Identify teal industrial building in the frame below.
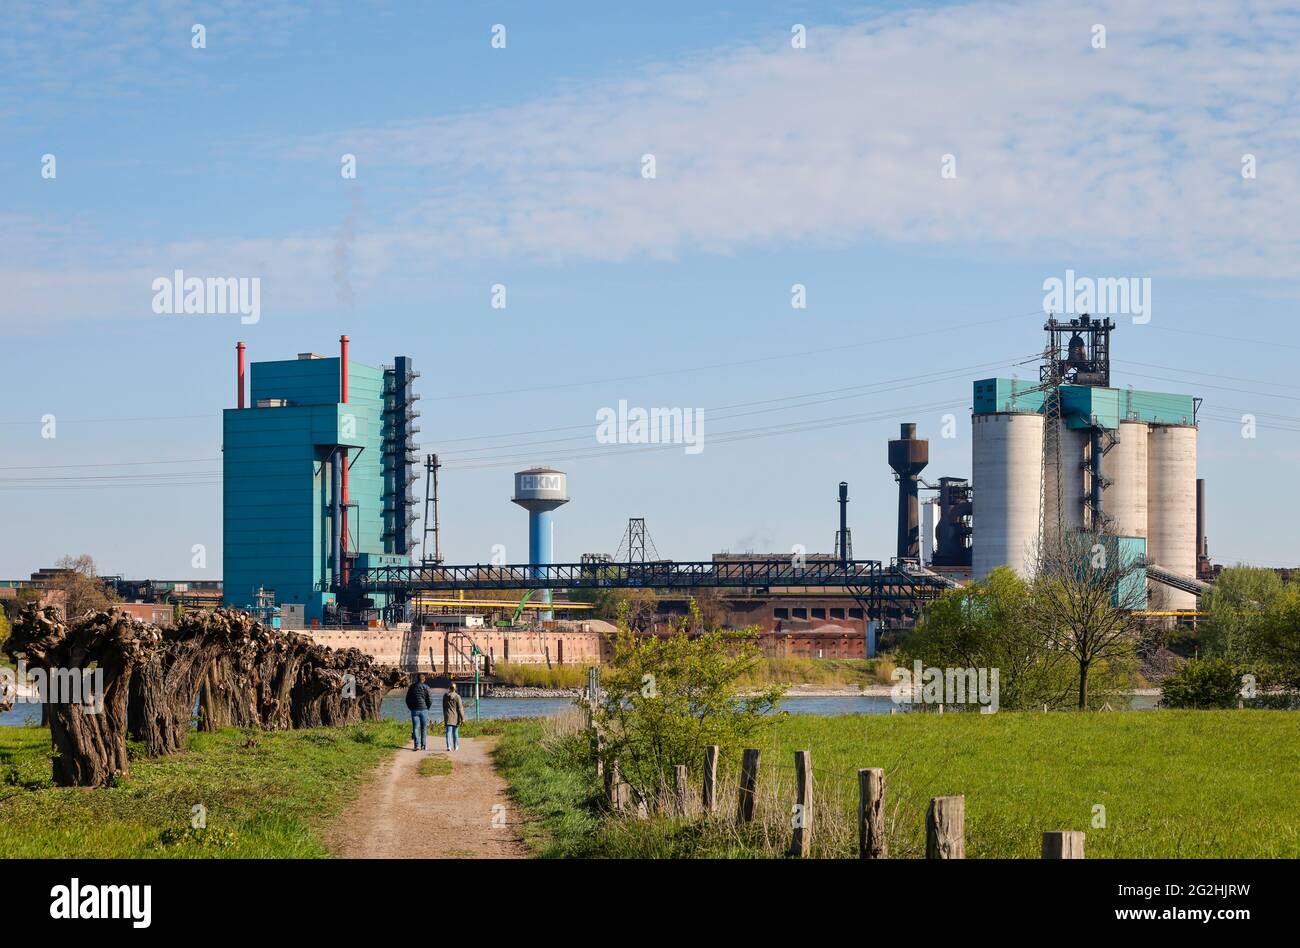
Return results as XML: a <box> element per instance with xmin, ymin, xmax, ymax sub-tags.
<box><xmin>222</xmin><ymin>338</ymin><xmax>418</xmax><ymax>623</ymax></box>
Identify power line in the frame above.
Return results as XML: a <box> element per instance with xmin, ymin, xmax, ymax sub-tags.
<box><xmin>1146</xmin><ymin>324</ymin><xmax>1300</xmax><ymax>352</ymax></box>
<box><xmin>423</xmin><ymin>309</ymin><xmax>1047</xmax><ymax>402</ymax></box>
<box><xmin>433</xmin><ymin>354</ymin><xmax>1035</xmax><ymax>459</ymax></box>
<box><xmin>0</xmin><ymin>456</ymin><xmax>220</xmax><ymax>471</ymax></box>
<box><xmin>441</xmin><ymin>397</ymin><xmax>970</xmax><ymax>470</ymax></box>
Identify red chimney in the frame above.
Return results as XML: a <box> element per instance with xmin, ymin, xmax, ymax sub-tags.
<box><xmin>236</xmin><ymin>341</ymin><xmax>246</xmax><ymax>409</ymax></box>
<box><xmin>339</xmin><ymin>335</ymin><xmax>349</xmax><ymax>403</ymax></box>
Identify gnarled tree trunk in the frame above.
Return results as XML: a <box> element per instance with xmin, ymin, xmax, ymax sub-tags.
<box><xmin>5</xmin><ymin>605</ymin><xmax>157</xmax><ymax>787</ymax></box>
<box><xmin>128</xmin><ymin>636</ymin><xmax>211</xmax><ymax>756</ymax></box>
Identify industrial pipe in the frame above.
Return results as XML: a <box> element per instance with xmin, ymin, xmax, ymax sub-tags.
<box><xmin>331</xmin><ymin>447</ymin><xmax>343</xmax><ymax>591</ymax></box>
<box><xmin>1090</xmin><ymin>427</ymin><xmax>1104</xmax><ymax>529</ymax></box>
<box><xmin>1196</xmin><ymin>477</ymin><xmax>1208</xmax><ymax>576</ymax></box>
<box><xmin>236</xmin><ymin>341</ymin><xmax>246</xmax><ymax>409</ymax></box>
<box><xmin>339</xmin><ymin>335</ymin><xmax>349</xmax><ymax>584</ymax></box>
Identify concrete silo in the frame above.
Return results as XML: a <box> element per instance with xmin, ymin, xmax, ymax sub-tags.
<box><xmin>972</xmin><ymin>412</ymin><xmax>1044</xmax><ymax>579</ymax></box>
<box><xmin>1103</xmin><ymin>420</ymin><xmax>1149</xmax><ymax>539</ymax></box>
<box><xmin>1043</xmin><ymin>419</ymin><xmax>1088</xmax><ymax>546</ymax></box>
<box><xmin>512</xmin><ymin>467</ymin><xmax>570</xmax><ymax>620</ymax></box>
<box><xmin>1146</xmin><ymin>425</ymin><xmax>1198</xmax><ymax>609</ymax></box>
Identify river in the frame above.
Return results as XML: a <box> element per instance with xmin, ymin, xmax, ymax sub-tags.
<box><xmin>0</xmin><ymin>691</ymin><xmax>1158</xmax><ymax>728</ymax></box>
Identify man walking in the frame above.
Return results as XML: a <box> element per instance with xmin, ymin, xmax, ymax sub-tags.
<box><xmin>443</xmin><ymin>682</ymin><xmax>466</xmax><ymax>751</ymax></box>
<box><xmin>405</xmin><ymin>673</ymin><xmax>434</xmax><ymax>751</ymax></box>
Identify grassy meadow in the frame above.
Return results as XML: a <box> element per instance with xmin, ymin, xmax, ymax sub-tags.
<box><xmin>491</xmin><ymin>709</ymin><xmax>1300</xmax><ymax>859</ymax></box>
<box><xmin>0</xmin><ymin>717</ymin><xmax>517</xmax><ymax>858</ymax></box>
<box><xmin>0</xmin><ymin>720</ymin><xmax>410</xmax><ymax>857</ymax></box>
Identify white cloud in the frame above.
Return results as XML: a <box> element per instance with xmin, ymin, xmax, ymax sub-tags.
<box><xmin>7</xmin><ymin>0</ymin><xmax>1300</xmax><ymax>327</ymax></box>
<box><xmin>335</xmin><ymin>0</ymin><xmax>1300</xmax><ymax>276</ymax></box>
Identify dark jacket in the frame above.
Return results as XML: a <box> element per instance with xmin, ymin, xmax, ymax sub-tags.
<box><xmin>405</xmin><ymin>681</ymin><xmax>434</xmax><ymax>711</ymax></box>
<box><xmin>443</xmin><ymin>690</ymin><xmax>465</xmax><ymax>726</ymax></box>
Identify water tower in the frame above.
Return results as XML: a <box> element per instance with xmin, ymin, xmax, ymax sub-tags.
<box><xmin>511</xmin><ymin>467</ymin><xmax>569</xmax><ymax>620</ymax></box>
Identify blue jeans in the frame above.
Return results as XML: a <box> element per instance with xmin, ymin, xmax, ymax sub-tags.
<box><xmin>410</xmin><ymin>710</ymin><xmax>427</xmax><ymax>749</ymax></box>
<box><xmin>445</xmin><ymin>724</ymin><xmax>459</xmax><ymax>751</ymax></box>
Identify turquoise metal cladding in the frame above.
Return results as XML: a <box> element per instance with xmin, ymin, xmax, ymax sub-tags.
<box><xmin>223</xmin><ymin>355</ymin><xmax>409</xmax><ymax>622</ymax></box>
<box><xmin>1060</xmin><ymin>386</ymin><xmax>1120</xmax><ymax>429</ymax></box>
<box><xmin>973</xmin><ymin>378</ymin><xmax>1046</xmax><ymax>414</ymax></box>
<box><xmin>1063</xmin><ymin>532</ymin><xmax>1148</xmax><ymax>609</ymax></box>
<box><xmin>1114</xmin><ymin>535</ymin><xmax>1148</xmax><ymax>608</ymax></box>
<box><xmin>974</xmin><ymin>378</ymin><xmax>1196</xmax><ymax>429</ymax></box>
<box><xmin>1121</xmin><ymin>388</ymin><xmax>1197</xmax><ymax>426</ymax></box>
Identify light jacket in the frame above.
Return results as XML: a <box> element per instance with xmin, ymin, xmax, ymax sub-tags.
<box><xmin>442</xmin><ymin>690</ymin><xmax>465</xmax><ymax>726</ymax></box>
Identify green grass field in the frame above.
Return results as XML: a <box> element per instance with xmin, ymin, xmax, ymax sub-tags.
<box><xmin>0</xmin><ymin>721</ymin><xmax>417</xmax><ymax>857</ymax></box>
<box><xmin>0</xmin><ymin>717</ymin><xmax>513</xmax><ymax>858</ymax></box>
<box><xmin>491</xmin><ymin>710</ymin><xmax>1300</xmax><ymax>859</ymax></box>
<box><xmin>3</xmin><ymin>710</ymin><xmax>1294</xmax><ymax>859</ymax></box>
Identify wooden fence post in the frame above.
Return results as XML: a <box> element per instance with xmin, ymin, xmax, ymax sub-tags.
<box><xmin>858</xmin><ymin>768</ymin><xmax>887</xmax><ymax>859</ymax></box>
<box><xmin>737</xmin><ymin>748</ymin><xmax>761</xmax><ymax>823</ymax></box>
<box><xmin>605</xmin><ymin>758</ymin><xmax>622</xmax><ymax>812</ymax></box>
<box><xmin>789</xmin><ymin>750</ymin><xmax>813</xmax><ymax>857</ymax></box>
<box><xmin>673</xmin><ymin>764</ymin><xmax>688</xmax><ymax>817</ymax></box>
<box><xmin>1042</xmin><ymin>831</ymin><xmax>1085</xmax><ymax>858</ymax></box>
<box><xmin>925</xmin><ymin>795</ymin><xmax>965</xmax><ymax>858</ymax></box>
<box><xmin>702</xmin><ymin>745</ymin><xmax>719</xmax><ymax>814</ymax></box>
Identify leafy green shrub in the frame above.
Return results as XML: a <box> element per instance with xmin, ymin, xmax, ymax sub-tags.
<box><xmin>158</xmin><ymin>825</ymin><xmax>237</xmax><ymax>849</ymax></box>
<box><xmin>1160</xmin><ymin>658</ymin><xmax>1241</xmax><ymax>709</ymax></box>
<box><xmin>595</xmin><ymin>601</ymin><xmax>783</xmax><ymax>806</ymax></box>
<box><xmin>492</xmin><ymin>662</ymin><xmax>588</xmax><ymax>689</ymax></box>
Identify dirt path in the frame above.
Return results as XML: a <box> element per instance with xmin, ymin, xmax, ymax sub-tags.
<box><xmin>326</xmin><ymin>737</ymin><xmax>529</xmax><ymax>859</ymax></box>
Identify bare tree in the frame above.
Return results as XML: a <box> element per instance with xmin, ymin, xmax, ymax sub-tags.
<box><xmin>1028</xmin><ymin>530</ymin><xmax>1149</xmax><ymax>709</ymax></box>
<box><xmin>50</xmin><ymin>554</ymin><xmax>118</xmax><ymax>620</ymax></box>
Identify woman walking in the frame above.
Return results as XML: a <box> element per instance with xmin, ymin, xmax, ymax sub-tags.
<box><xmin>442</xmin><ymin>682</ymin><xmax>466</xmax><ymax>751</ymax></box>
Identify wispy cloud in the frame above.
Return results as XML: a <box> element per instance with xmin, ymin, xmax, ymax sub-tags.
<box><xmin>327</xmin><ymin>0</ymin><xmax>1300</xmax><ymax>274</ymax></box>
<box><xmin>7</xmin><ymin>0</ymin><xmax>1300</xmax><ymax>327</ymax></box>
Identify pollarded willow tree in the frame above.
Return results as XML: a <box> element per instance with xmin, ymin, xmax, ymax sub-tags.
<box><xmin>128</xmin><ymin>611</ymin><xmax>232</xmax><ymax>756</ymax></box>
<box><xmin>5</xmin><ymin>605</ymin><xmax>158</xmax><ymax>787</ymax></box>
<box><xmin>7</xmin><ymin>604</ymin><xmax>401</xmax><ymax>787</ymax></box>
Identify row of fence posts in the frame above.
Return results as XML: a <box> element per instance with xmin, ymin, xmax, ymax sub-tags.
<box><xmin>580</xmin><ymin>667</ymin><xmax>1083</xmax><ymax>857</ymax></box>
<box><xmin>600</xmin><ymin>743</ymin><xmax>1086</xmax><ymax>859</ymax></box>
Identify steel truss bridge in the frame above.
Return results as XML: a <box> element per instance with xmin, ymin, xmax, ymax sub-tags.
<box><xmin>351</xmin><ymin>558</ymin><xmax>957</xmax><ymax>626</ymax></box>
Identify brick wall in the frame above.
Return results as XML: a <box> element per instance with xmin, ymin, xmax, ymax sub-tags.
<box><xmin>303</xmin><ymin>625</ymin><xmax>608</xmax><ymax>673</ymax></box>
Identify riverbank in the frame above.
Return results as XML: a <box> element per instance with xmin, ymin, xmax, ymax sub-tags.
<box><xmin>477</xmin><ymin>684</ymin><xmax>1165</xmax><ymax>700</ymax></box>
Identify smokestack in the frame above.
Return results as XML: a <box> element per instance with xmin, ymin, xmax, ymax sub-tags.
<box><xmin>838</xmin><ymin>482</ymin><xmax>849</xmax><ymax>564</ymax></box>
<box><xmin>236</xmin><ymin>341</ymin><xmax>246</xmax><ymax>409</ymax></box>
<box><xmin>1196</xmin><ymin>477</ymin><xmax>1208</xmax><ymax>576</ymax></box>
<box><xmin>339</xmin><ymin>335</ymin><xmax>349</xmax><ymax>404</ymax></box>
<box><xmin>887</xmin><ymin>422</ymin><xmax>929</xmax><ymax>560</ymax></box>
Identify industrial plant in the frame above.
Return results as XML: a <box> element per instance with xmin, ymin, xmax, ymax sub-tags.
<box><xmin>221</xmin><ymin>336</ymin><xmax>418</xmax><ymax>625</ymax></box>
<box><xmin>202</xmin><ymin>316</ymin><xmax>1210</xmax><ymax>671</ymax></box>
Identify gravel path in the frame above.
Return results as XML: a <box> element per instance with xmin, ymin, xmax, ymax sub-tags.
<box><xmin>325</xmin><ymin>737</ymin><xmax>529</xmax><ymax>859</ymax></box>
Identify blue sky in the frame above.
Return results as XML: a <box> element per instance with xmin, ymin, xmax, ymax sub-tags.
<box><xmin>3</xmin><ymin>0</ymin><xmax>1300</xmax><ymax>579</ymax></box>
